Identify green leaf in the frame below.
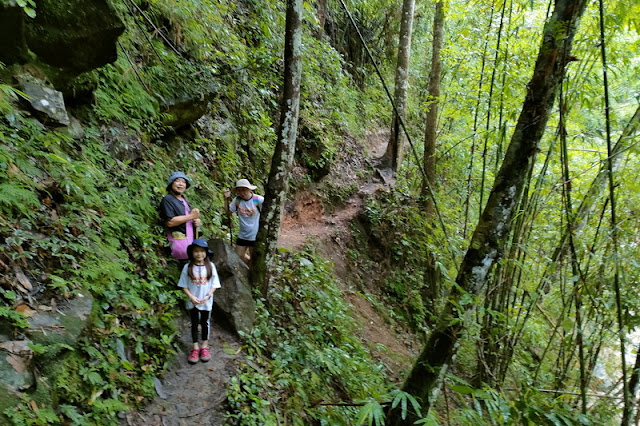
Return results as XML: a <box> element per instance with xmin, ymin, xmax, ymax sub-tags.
<box><xmin>451</xmin><ymin>384</ymin><xmax>475</xmax><ymax>394</ymax></box>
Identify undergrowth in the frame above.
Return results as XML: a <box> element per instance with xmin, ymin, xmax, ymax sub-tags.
<box><xmin>227</xmin><ymin>249</ymin><xmax>393</xmax><ymax>425</ymax></box>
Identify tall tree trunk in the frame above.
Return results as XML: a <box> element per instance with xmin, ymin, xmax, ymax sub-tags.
<box><xmin>422</xmin><ymin>0</ymin><xmax>444</xmax><ymax>211</ymax></box>
<box><xmin>625</xmin><ymin>343</ymin><xmax>640</xmax><ymax>425</ymax></box>
<box><xmin>250</xmin><ymin>0</ymin><xmax>303</xmax><ymax>297</ymax></box>
<box><xmin>385</xmin><ymin>0</ymin><xmax>588</xmax><ymax>423</ymax></box>
<box><xmin>379</xmin><ymin>0</ymin><xmax>415</xmax><ymax>171</ymax></box>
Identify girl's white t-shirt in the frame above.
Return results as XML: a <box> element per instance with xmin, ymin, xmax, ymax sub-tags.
<box><xmin>177</xmin><ymin>262</ymin><xmax>221</xmax><ymax>311</ymax></box>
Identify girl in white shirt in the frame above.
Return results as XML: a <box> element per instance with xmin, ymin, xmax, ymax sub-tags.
<box><xmin>178</xmin><ymin>239</ymin><xmax>221</xmax><ymax>364</ymax></box>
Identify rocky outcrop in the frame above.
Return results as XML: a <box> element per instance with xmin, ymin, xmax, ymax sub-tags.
<box><xmin>24</xmin><ymin>0</ymin><xmax>124</xmax><ymax>75</ymax></box>
<box><xmin>25</xmin><ymin>291</ymin><xmax>94</xmax><ymax>347</ymax></box>
<box><xmin>0</xmin><ymin>291</ymin><xmax>93</xmax><ymax>417</ymax></box>
<box><xmin>0</xmin><ymin>0</ymin><xmax>124</xmax><ymax>94</ymax></box>
<box><xmin>209</xmin><ymin>239</ymin><xmax>255</xmax><ymax>335</ymax></box>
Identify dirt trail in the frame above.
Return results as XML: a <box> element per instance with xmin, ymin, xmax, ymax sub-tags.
<box><xmin>279</xmin><ymin>129</ymin><xmax>390</xmax><ymax>251</ymax></box>
<box><xmin>123</xmin><ymin>315</ymin><xmax>242</xmax><ymax>426</ymax></box>
<box><xmin>278</xmin><ymin>130</ymin><xmax>416</xmax><ymax>378</ymax></box>
<box><xmin>127</xmin><ymin>130</ymin><xmax>414</xmax><ymax>424</ymax></box>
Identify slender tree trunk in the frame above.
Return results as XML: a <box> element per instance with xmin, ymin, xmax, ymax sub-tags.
<box><xmin>422</xmin><ymin>0</ymin><xmax>444</xmax><ymax>211</ymax></box>
<box><xmin>626</xmin><ymin>344</ymin><xmax>640</xmax><ymax>424</ymax></box>
<box><xmin>479</xmin><ymin>0</ymin><xmax>508</xmax><ymax>211</ymax></box>
<box><xmin>250</xmin><ymin>0</ymin><xmax>303</xmax><ymax>297</ymax></box>
<box><xmin>486</xmin><ymin>105</ymin><xmax>640</xmax><ymax>387</ymax></box>
<box><xmin>385</xmin><ymin>0</ymin><xmax>588</xmax><ymax>422</ymax></box>
<box><xmin>463</xmin><ymin>0</ymin><xmax>494</xmax><ymax>239</ymax></box>
<box><xmin>380</xmin><ymin>0</ymin><xmax>415</xmax><ymax>171</ymax></box>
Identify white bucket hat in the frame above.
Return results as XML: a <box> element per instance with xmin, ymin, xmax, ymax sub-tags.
<box><xmin>235</xmin><ymin>178</ymin><xmax>257</xmax><ymax>190</ymax></box>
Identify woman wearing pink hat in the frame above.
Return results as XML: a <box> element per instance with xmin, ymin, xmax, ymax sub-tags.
<box><xmin>224</xmin><ymin>179</ymin><xmax>264</xmax><ymax>266</ymax></box>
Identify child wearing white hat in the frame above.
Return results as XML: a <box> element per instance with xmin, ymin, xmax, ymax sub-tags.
<box><xmin>224</xmin><ymin>179</ymin><xmax>264</xmax><ymax>266</ymax></box>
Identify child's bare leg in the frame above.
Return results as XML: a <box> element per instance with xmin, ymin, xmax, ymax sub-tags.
<box><xmin>235</xmin><ymin>245</ymin><xmax>250</xmax><ymax>265</ymax></box>
<box><xmin>247</xmin><ymin>247</ymin><xmax>255</xmax><ymax>268</ymax></box>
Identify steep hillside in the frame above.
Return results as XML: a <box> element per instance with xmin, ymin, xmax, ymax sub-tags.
<box><xmin>0</xmin><ymin>0</ymin><xmax>398</xmax><ymax>424</ymax></box>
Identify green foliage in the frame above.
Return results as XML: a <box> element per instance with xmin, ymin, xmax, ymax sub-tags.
<box><xmin>359</xmin><ymin>190</ymin><xmax>460</xmax><ymax>330</ymax></box>
<box><xmin>4</xmin><ymin>0</ymin><xmax>37</xmax><ymax>18</ymax></box>
<box><xmin>227</xmin><ymin>250</ymin><xmax>389</xmax><ymax>424</ymax></box>
<box><xmin>0</xmin><ymin>107</ymin><xmax>190</xmax><ymax>423</ymax></box>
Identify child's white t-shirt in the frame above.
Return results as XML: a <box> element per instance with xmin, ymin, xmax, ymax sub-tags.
<box><xmin>178</xmin><ymin>262</ymin><xmax>221</xmax><ymax>311</ymax></box>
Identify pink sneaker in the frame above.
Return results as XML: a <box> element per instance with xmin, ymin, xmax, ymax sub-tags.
<box><xmin>199</xmin><ymin>347</ymin><xmax>211</xmax><ymax>362</ymax></box>
<box><xmin>188</xmin><ymin>348</ymin><xmax>199</xmax><ymax>364</ymax></box>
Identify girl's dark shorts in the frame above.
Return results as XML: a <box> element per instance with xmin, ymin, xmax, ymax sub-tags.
<box><xmin>236</xmin><ymin>238</ymin><xmax>256</xmax><ymax>247</ymax></box>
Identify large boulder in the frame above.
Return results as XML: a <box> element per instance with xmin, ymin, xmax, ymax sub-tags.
<box><xmin>17</xmin><ymin>74</ymin><xmax>70</xmax><ymax>126</ymax></box>
<box><xmin>209</xmin><ymin>239</ymin><xmax>255</xmax><ymax>335</ymax></box>
<box><xmin>24</xmin><ymin>0</ymin><xmax>124</xmax><ymax>75</ymax></box>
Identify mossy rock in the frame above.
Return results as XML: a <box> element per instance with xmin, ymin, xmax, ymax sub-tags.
<box><xmin>26</xmin><ymin>291</ymin><xmax>93</xmax><ymax>347</ymax></box>
<box><xmin>24</xmin><ymin>0</ymin><xmax>124</xmax><ymax>75</ymax></box>
<box><xmin>0</xmin><ymin>385</ymin><xmax>22</xmax><ymax>424</ymax></box>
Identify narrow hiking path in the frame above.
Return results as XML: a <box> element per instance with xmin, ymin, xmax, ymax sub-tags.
<box><xmin>279</xmin><ymin>129</ymin><xmax>390</xmax><ymax>251</ymax></box>
<box><xmin>126</xmin><ymin>130</ymin><xmax>415</xmax><ymax>424</ymax></box>
<box><xmin>277</xmin><ymin>130</ymin><xmax>417</xmax><ymax>378</ymax></box>
<box><xmin>122</xmin><ymin>316</ymin><xmax>242</xmax><ymax>426</ymax></box>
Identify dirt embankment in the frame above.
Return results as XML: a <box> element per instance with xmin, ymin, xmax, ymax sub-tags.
<box><xmin>278</xmin><ymin>129</ymin><xmax>417</xmax><ymax>378</ymax></box>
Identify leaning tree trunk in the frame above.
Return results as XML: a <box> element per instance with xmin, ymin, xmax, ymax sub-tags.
<box><xmin>250</xmin><ymin>0</ymin><xmax>303</xmax><ymax>297</ymax></box>
<box><xmin>379</xmin><ymin>0</ymin><xmax>415</xmax><ymax>171</ymax></box>
<box><xmin>385</xmin><ymin>0</ymin><xmax>588</xmax><ymax>423</ymax></box>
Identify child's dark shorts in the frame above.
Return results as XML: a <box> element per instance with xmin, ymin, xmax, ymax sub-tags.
<box><xmin>236</xmin><ymin>238</ymin><xmax>256</xmax><ymax>247</ymax></box>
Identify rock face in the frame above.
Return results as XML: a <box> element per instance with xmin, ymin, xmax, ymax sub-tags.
<box><xmin>209</xmin><ymin>239</ymin><xmax>256</xmax><ymax>335</ymax></box>
<box><xmin>24</xmin><ymin>0</ymin><xmax>124</xmax><ymax>75</ymax></box>
<box><xmin>0</xmin><ymin>291</ymin><xmax>93</xmax><ymax>416</ymax></box>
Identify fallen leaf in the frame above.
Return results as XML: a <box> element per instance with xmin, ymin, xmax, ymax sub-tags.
<box><xmin>6</xmin><ymin>353</ymin><xmax>29</xmax><ymax>373</ymax></box>
<box><xmin>13</xmin><ymin>267</ymin><xmax>33</xmax><ymax>291</ymax></box>
<box><xmin>29</xmin><ymin>400</ymin><xmax>38</xmax><ymax>412</ymax></box>
<box><xmin>15</xmin><ymin>304</ymin><xmax>37</xmax><ymax>318</ymax></box>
